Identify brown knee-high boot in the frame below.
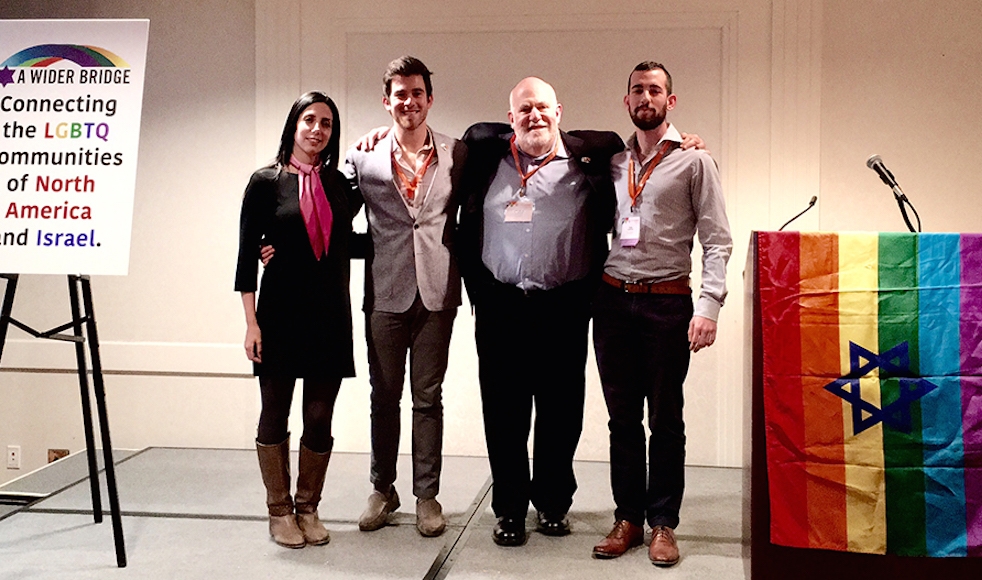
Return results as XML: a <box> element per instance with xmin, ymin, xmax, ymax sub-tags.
<box><xmin>256</xmin><ymin>436</ymin><xmax>305</xmax><ymax>548</ymax></box>
<box><xmin>294</xmin><ymin>439</ymin><xmax>332</xmax><ymax>545</ymax></box>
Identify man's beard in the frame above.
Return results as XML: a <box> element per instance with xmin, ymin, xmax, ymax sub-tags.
<box><xmin>397</xmin><ymin>111</ymin><xmax>425</xmax><ymax>131</ymax></box>
<box><xmin>516</xmin><ymin>127</ymin><xmax>556</xmax><ymax>156</ymax></box>
<box><xmin>630</xmin><ymin>105</ymin><xmax>666</xmax><ymax>131</ymax></box>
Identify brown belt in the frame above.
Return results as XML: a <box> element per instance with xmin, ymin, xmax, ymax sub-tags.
<box><xmin>602</xmin><ymin>273</ymin><xmax>691</xmax><ymax>295</ymax></box>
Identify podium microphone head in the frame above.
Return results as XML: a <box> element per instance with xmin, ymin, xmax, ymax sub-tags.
<box><xmin>866</xmin><ymin>153</ymin><xmax>898</xmax><ymax>189</ymax></box>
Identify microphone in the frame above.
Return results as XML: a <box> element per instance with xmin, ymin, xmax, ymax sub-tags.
<box><xmin>866</xmin><ymin>154</ymin><xmax>900</xmax><ymax>191</ymax></box>
<box><xmin>866</xmin><ymin>154</ymin><xmax>920</xmax><ymax>232</ymax></box>
<box><xmin>778</xmin><ymin>195</ymin><xmax>817</xmax><ymax>231</ymax></box>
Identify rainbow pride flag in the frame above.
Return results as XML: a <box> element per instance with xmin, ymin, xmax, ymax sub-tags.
<box><xmin>759</xmin><ymin>231</ymin><xmax>982</xmax><ymax>557</ymax></box>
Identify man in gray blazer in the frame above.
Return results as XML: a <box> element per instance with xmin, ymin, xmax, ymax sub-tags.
<box><xmin>344</xmin><ymin>56</ymin><xmax>466</xmax><ymax>537</ymax></box>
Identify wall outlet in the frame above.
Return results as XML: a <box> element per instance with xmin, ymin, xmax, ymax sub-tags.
<box><xmin>6</xmin><ymin>445</ymin><xmax>20</xmax><ymax>469</ymax></box>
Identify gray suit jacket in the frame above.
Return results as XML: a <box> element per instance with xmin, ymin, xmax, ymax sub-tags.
<box><xmin>344</xmin><ymin>129</ymin><xmax>466</xmax><ymax>313</ymax></box>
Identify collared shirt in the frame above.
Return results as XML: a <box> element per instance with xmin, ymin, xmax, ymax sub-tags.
<box><xmin>391</xmin><ymin>128</ymin><xmax>437</xmax><ymax>219</ymax></box>
<box><xmin>605</xmin><ymin>124</ymin><xmax>733</xmax><ymax>320</ymax></box>
<box><xmin>481</xmin><ymin>137</ymin><xmax>591</xmax><ymax>291</ymax></box>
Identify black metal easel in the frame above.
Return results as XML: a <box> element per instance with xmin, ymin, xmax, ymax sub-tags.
<box><xmin>0</xmin><ymin>273</ymin><xmax>126</xmax><ymax>568</ymax></box>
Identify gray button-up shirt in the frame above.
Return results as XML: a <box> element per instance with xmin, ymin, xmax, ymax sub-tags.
<box><xmin>604</xmin><ymin>125</ymin><xmax>732</xmax><ymax>320</ymax></box>
<box><xmin>481</xmin><ymin>138</ymin><xmax>591</xmax><ymax>291</ymax></box>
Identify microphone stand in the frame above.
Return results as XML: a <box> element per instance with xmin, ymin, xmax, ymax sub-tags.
<box><xmin>891</xmin><ymin>186</ymin><xmax>921</xmax><ymax>233</ymax></box>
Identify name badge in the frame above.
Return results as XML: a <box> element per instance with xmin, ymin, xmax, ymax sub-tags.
<box><xmin>504</xmin><ymin>197</ymin><xmax>534</xmax><ymax>223</ymax></box>
<box><xmin>620</xmin><ymin>215</ymin><xmax>641</xmax><ymax>247</ymax></box>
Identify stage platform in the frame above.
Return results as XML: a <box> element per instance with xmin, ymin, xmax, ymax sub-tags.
<box><xmin>0</xmin><ymin>448</ymin><xmax>744</xmax><ymax>579</ymax></box>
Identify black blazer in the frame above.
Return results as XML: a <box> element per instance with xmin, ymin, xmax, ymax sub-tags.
<box><xmin>456</xmin><ymin>122</ymin><xmax>625</xmax><ymax>306</ymax></box>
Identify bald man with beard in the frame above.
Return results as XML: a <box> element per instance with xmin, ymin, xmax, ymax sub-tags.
<box><xmin>456</xmin><ymin>77</ymin><xmax>624</xmax><ymax>547</ymax></box>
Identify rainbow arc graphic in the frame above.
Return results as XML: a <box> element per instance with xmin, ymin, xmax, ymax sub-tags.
<box><xmin>1</xmin><ymin>44</ymin><xmax>128</xmax><ymax>68</ymax></box>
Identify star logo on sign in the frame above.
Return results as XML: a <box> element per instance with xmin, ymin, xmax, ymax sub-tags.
<box><xmin>823</xmin><ymin>341</ymin><xmax>938</xmax><ymax>436</ymax></box>
<box><xmin>0</xmin><ymin>66</ymin><xmax>15</xmax><ymax>88</ymax></box>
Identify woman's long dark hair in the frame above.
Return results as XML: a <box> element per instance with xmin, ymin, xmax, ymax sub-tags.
<box><xmin>274</xmin><ymin>91</ymin><xmax>341</xmax><ymax>170</ymax></box>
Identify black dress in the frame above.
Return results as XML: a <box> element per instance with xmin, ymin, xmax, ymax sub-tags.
<box><xmin>234</xmin><ymin>166</ymin><xmax>357</xmax><ymax>378</ymax></box>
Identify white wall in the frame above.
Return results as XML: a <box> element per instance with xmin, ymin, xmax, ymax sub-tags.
<box><xmin>3</xmin><ymin>0</ymin><xmax>982</xmax><ymax>485</ymax></box>
<box><xmin>819</xmin><ymin>0</ymin><xmax>982</xmax><ymax>233</ymax></box>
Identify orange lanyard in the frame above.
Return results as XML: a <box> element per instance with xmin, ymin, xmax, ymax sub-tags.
<box><xmin>628</xmin><ymin>140</ymin><xmax>674</xmax><ymax>209</ymax></box>
<box><xmin>392</xmin><ymin>145</ymin><xmax>435</xmax><ymax>202</ymax></box>
<box><xmin>510</xmin><ymin>135</ymin><xmax>558</xmax><ymax>196</ymax></box>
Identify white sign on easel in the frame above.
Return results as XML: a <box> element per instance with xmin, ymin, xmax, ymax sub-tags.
<box><xmin>0</xmin><ymin>19</ymin><xmax>149</xmax><ymax>275</ymax></box>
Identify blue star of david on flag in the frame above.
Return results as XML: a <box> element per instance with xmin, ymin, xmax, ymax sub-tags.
<box><xmin>823</xmin><ymin>341</ymin><xmax>939</xmax><ymax>436</ymax></box>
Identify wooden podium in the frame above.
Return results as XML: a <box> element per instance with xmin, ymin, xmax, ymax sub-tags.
<box><xmin>746</xmin><ymin>231</ymin><xmax>982</xmax><ymax>579</ymax></box>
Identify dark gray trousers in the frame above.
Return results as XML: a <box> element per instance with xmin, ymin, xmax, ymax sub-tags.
<box><xmin>366</xmin><ymin>293</ymin><xmax>456</xmax><ymax>499</ymax></box>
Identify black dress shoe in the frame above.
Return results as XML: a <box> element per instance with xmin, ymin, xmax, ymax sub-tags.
<box><xmin>535</xmin><ymin>511</ymin><xmax>571</xmax><ymax>536</ymax></box>
<box><xmin>492</xmin><ymin>517</ymin><xmax>527</xmax><ymax>546</ymax></box>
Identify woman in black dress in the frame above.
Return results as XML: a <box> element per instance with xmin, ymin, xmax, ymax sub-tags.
<box><xmin>235</xmin><ymin>91</ymin><xmax>358</xmax><ymax>548</ymax></box>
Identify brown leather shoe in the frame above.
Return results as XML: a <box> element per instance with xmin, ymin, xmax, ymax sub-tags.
<box><xmin>592</xmin><ymin>520</ymin><xmax>644</xmax><ymax>559</ymax></box>
<box><xmin>358</xmin><ymin>486</ymin><xmax>400</xmax><ymax>531</ymax></box>
<box><xmin>648</xmin><ymin>525</ymin><xmax>680</xmax><ymax>566</ymax></box>
<box><xmin>416</xmin><ymin>498</ymin><xmax>447</xmax><ymax>537</ymax></box>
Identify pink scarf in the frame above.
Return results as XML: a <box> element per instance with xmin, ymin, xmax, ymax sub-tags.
<box><xmin>290</xmin><ymin>155</ymin><xmax>334</xmax><ymax>260</ymax></box>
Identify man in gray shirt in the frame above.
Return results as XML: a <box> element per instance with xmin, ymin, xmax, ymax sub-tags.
<box><xmin>590</xmin><ymin>61</ymin><xmax>732</xmax><ymax>566</ymax></box>
<box><xmin>457</xmin><ymin>77</ymin><xmax>625</xmax><ymax>547</ymax></box>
